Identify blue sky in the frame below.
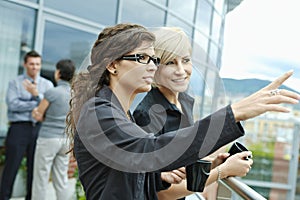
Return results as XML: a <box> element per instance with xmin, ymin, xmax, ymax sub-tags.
<box><xmin>220</xmin><ymin>0</ymin><xmax>300</xmax><ymax>92</ymax></box>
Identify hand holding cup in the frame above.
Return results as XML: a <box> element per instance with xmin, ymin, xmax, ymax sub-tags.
<box><xmin>228</xmin><ymin>142</ymin><xmax>252</xmax><ymax>160</ymax></box>
<box><xmin>186</xmin><ymin>159</ymin><xmax>211</xmax><ymax>192</ymax></box>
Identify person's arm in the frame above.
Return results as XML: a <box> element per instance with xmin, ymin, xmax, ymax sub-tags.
<box><xmin>6</xmin><ymin>79</ymin><xmax>37</xmax><ymax>112</ymax></box>
<box><xmin>157</xmin><ymin>180</ymin><xmax>192</xmax><ymax>199</ymax></box>
<box><xmin>160</xmin><ymin>167</ymin><xmax>186</xmax><ymax>184</ymax></box>
<box><xmin>32</xmin><ymin>99</ymin><xmax>50</xmax><ymax>121</ymax></box>
<box><xmin>23</xmin><ymin>79</ymin><xmax>39</xmax><ymax>96</ymax></box>
<box><xmin>157</xmin><ymin>151</ymin><xmax>253</xmax><ymax>200</ymax></box>
<box><xmin>206</xmin><ymin>151</ymin><xmax>253</xmax><ymax>185</ymax></box>
<box><xmin>77</xmin><ymin>71</ymin><xmax>299</xmax><ymax>172</ymax></box>
<box><xmin>78</xmin><ymin>103</ymin><xmax>244</xmax><ymax>172</ymax></box>
<box><xmin>231</xmin><ymin>70</ymin><xmax>299</xmax><ymax>122</ymax></box>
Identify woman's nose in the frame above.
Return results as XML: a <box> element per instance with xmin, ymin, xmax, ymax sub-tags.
<box><xmin>175</xmin><ymin>63</ymin><xmax>185</xmax><ymax>74</ymax></box>
<box><xmin>147</xmin><ymin>63</ymin><xmax>158</xmax><ymax>72</ymax></box>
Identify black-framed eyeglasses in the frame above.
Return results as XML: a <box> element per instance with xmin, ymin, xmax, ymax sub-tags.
<box><xmin>119</xmin><ymin>54</ymin><xmax>160</xmax><ymax>66</ymax></box>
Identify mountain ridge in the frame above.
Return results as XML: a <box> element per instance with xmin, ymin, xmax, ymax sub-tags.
<box><xmin>221</xmin><ymin>78</ymin><xmax>298</xmax><ymax>96</ymax></box>
<box><xmin>221</xmin><ymin>78</ymin><xmax>300</xmax><ymax>109</ymax></box>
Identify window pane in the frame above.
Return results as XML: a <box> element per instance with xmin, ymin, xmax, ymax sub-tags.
<box><xmin>121</xmin><ymin>0</ymin><xmax>165</xmax><ymax>27</ymax></box>
<box><xmin>166</xmin><ymin>16</ymin><xmax>193</xmax><ymax>38</ymax></box>
<box><xmin>189</xmin><ymin>65</ymin><xmax>205</xmax><ymax>121</ymax></box>
<box><xmin>42</xmin><ymin>21</ymin><xmax>96</xmax><ymax>82</ymax></box>
<box><xmin>196</xmin><ymin>0</ymin><xmax>212</xmax><ymax>36</ymax></box>
<box><xmin>214</xmin><ymin>0</ymin><xmax>225</xmax><ymax>14</ymax></box>
<box><xmin>153</xmin><ymin>0</ymin><xmax>167</xmax><ymax>5</ymax></box>
<box><xmin>193</xmin><ymin>30</ymin><xmax>209</xmax><ymax>56</ymax></box>
<box><xmin>209</xmin><ymin>42</ymin><xmax>218</xmax><ymax>65</ymax></box>
<box><xmin>211</xmin><ymin>11</ymin><xmax>222</xmax><ymax>42</ymax></box>
<box><xmin>0</xmin><ymin>1</ymin><xmax>35</xmax><ymax>137</ymax></box>
<box><xmin>168</xmin><ymin>0</ymin><xmax>196</xmax><ymax>22</ymax></box>
<box><xmin>44</xmin><ymin>0</ymin><xmax>117</xmax><ymax>25</ymax></box>
<box><xmin>202</xmin><ymin>69</ymin><xmax>216</xmax><ymax>117</ymax></box>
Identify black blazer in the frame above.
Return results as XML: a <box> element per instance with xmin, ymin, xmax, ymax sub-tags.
<box><xmin>74</xmin><ymin>85</ymin><xmax>244</xmax><ymax>200</ymax></box>
<box><xmin>133</xmin><ymin>87</ymin><xmax>195</xmax><ymax>136</ymax></box>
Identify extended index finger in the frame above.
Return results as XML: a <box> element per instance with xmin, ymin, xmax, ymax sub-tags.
<box><xmin>264</xmin><ymin>70</ymin><xmax>293</xmax><ymax>90</ymax></box>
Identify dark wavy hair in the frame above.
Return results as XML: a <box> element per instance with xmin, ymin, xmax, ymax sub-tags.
<box><xmin>65</xmin><ymin>23</ymin><xmax>155</xmax><ymax>150</ymax></box>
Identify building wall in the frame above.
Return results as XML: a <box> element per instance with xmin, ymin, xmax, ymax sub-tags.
<box><xmin>0</xmin><ymin>0</ymin><xmax>229</xmax><ymax>137</ymax></box>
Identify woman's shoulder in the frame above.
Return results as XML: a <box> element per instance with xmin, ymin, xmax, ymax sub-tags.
<box><xmin>137</xmin><ymin>88</ymin><xmax>167</xmax><ymax>108</ymax></box>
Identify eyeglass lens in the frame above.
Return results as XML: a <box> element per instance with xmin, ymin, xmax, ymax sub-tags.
<box><xmin>138</xmin><ymin>54</ymin><xmax>160</xmax><ymax>66</ymax></box>
<box><xmin>120</xmin><ymin>54</ymin><xmax>160</xmax><ymax>66</ymax></box>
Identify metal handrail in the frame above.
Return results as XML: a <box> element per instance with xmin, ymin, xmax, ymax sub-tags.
<box><xmin>220</xmin><ymin>177</ymin><xmax>267</xmax><ymax>200</ymax></box>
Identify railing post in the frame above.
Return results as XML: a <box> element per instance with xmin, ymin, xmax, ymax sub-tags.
<box><xmin>218</xmin><ymin>177</ymin><xmax>267</xmax><ymax>200</ymax></box>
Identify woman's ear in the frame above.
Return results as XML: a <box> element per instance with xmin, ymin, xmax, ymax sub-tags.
<box><xmin>106</xmin><ymin>62</ymin><xmax>119</xmax><ymax>75</ymax></box>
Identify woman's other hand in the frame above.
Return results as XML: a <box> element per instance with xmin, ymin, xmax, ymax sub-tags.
<box><xmin>161</xmin><ymin>167</ymin><xmax>186</xmax><ymax>184</ymax></box>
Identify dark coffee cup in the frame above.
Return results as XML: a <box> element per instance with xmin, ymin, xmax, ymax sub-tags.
<box><xmin>186</xmin><ymin>159</ymin><xmax>211</xmax><ymax>192</ymax></box>
<box><xmin>228</xmin><ymin>141</ymin><xmax>252</xmax><ymax>160</ymax></box>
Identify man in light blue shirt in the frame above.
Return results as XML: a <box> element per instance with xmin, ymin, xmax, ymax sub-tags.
<box><xmin>0</xmin><ymin>50</ymin><xmax>53</xmax><ymax>200</ymax></box>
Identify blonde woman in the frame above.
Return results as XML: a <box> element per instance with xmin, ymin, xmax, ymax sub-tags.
<box><xmin>133</xmin><ymin>27</ymin><xmax>255</xmax><ymax>199</ymax></box>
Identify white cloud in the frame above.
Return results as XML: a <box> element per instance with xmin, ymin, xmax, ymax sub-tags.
<box><xmin>220</xmin><ymin>0</ymin><xmax>300</xmax><ymax>92</ymax></box>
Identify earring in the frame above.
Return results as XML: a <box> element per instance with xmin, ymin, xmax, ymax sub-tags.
<box><xmin>114</xmin><ymin>70</ymin><xmax>118</xmax><ymax>74</ymax></box>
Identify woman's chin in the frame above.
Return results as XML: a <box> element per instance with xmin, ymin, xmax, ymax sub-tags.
<box><xmin>170</xmin><ymin>85</ymin><xmax>189</xmax><ymax>93</ymax></box>
<box><xmin>135</xmin><ymin>84</ymin><xmax>152</xmax><ymax>94</ymax></box>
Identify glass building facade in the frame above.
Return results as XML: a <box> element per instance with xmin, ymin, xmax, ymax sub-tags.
<box><xmin>1</xmin><ymin>0</ymin><xmax>299</xmax><ymax>199</ymax></box>
<box><xmin>0</xmin><ymin>0</ymin><xmax>232</xmax><ymax>137</ymax></box>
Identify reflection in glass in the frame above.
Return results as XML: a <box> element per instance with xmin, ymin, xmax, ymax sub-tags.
<box><xmin>121</xmin><ymin>0</ymin><xmax>165</xmax><ymax>27</ymax></box>
<box><xmin>0</xmin><ymin>1</ymin><xmax>35</xmax><ymax>137</ymax></box>
<box><xmin>44</xmin><ymin>0</ymin><xmax>117</xmax><ymax>25</ymax></box>
<box><xmin>168</xmin><ymin>0</ymin><xmax>196</xmax><ymax>22</ymax></box>
<box><xmin>42</xmin><ymin>21</ymin><xmax>96</xmax><ymax>82</ymax></box>
<box><xmin>196</xmin><ymin>0</ymin><xmax>212</xmax><ymax>36</ymax></box>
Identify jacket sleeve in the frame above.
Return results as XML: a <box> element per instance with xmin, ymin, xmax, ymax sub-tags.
<box><xmin>77</xmin><ymin>100</ymin><xmax>244</xmax><ymax>173</ymax></box>
<box><xmin>154</xmin><ymin>172</ymin><xmax>171</xmax><ymax>191</ymax></box>
<box><xmin>133</xmin><ymin>105</ymin><xmax>166</xmax><ymax>135</ymax></box>
<box><xmin>6</xmin><ymin>79</ymin><xmax>38</xmax><ymax>112</ymax></box>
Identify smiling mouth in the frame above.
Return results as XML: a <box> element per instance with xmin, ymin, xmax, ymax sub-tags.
<box><xmin>172</xmin><ymin>77</ymin><xmax>188</xmax><ymax>82</ymax></box>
